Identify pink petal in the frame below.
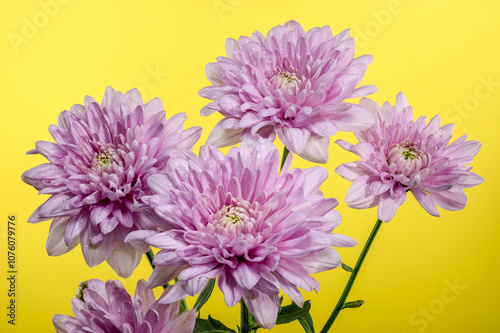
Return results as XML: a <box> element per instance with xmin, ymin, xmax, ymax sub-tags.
<box><xmin>218</xmin><ymin>269</ymin><xmax>245</xmax><ymax>307</ymax></box>
<box><xmin>297</xmin><ymin>135</ymin><xmax>329</xmax><ymax>163</ymax></box>
<box><xmin>344</xmin><ymin>175</ymin><xmax>378</xmax><ymax>209</ymax></box>
<box><xmin>148</xmin><ymin>265</ymin><xmax>188</xmax><ymax>289</ymax></box>
<box><xmin>350</xmin><ymin>84</ymin><xmax>378</xmax><ymax>98</ymax></box>
<box><xmin>335</xmin><ymin>162</ymin><xmax>365</xmax><ymax>181</ymax></box>
<box><xmin>165</xmin><ymin>309</ymin><xmax>196</xmax><ymax>333</ymax></box>
<box><xmin>331</xmin><ymin>104</ymin><xmax>375</xmax><ymax>131</ymax></box>
<box><xmin>64</xmin><ymin>212</ymin><xmax>89</xmax><ymax>246</ymax></box>
<box><xmin>158</xmin><ymin>282</ymin><xmax>189</xmax><ymax>304</ymax></box>
<box><xmin>243</xmin><ymin>289</ymin><xmax>279</xmax><ymax>330</ymax></box>
<box><xmin>46</xmin><ymin>217</ymin><xmax>79</xmax><ymax>256</ymax></box>
<box><xmin>53</xmin><ymin>314</ymin><xmax>75</xmax><ymax>333</ymax></box>
<box><xmin>412</xmin><ymin>189</ymin><xmax>440</xmax><ymax>217</ymax></box>
<box><xmin>300</xmin><ymin>247</ymin><xmax>342</xmax><ymax>273</ymax></box>
<box><xmin>458</xmin><ymin>172</ymin><xmax>484</xmax><ymax>189</ymax></box>
<box><xmin>106</xmin><ymin>241</ymin><xmax>142</xmax><ymax>278</ymax></box>
<box><xmin>134</xmin><ymin>279</ymin><xmax>156</xmax><ymax>311</ymax></box>
<box><xmin>232</xmin><ymin>261</ymin><xmax>261</xmax><ymax>290</ymax></box>
<box><xmin>378</xmin><ymin>193</ymin><xmax>405</xmax><ymax>222</ymax></box>
<box><xmin>204</xmin><ymin>63</ymin><xmax>223</xmax><ymax>86</ymax></box>
<box><xmin>277</xmin><ymin>127</ymin><xmax>310</xmax><ymax>154</ymax></box>
<box><xmin>429</xmin><ymin>187</ymin><xmax>467</xmax><ymax>211</ymax></box>
<box><xmin>206</xmin><ymin>119</ymin><xmax>244</xmax><ymax>147</ymax></box>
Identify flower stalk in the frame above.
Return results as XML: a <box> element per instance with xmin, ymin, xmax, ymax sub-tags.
<box><xmin>146</xmin><ymin>249</ymin><xmax>156</xmax><ymax>270</ymax></box>
<box><xmin>320</xmin><ymin>219</ymin><xmax>383</xmax><ymax>333</ymax></box>
<box><xmin>280</xmin><ymin>147</ymin><xmax>290</xmax><ymax>172</ymax></box>
<box><xmin>240</xmin><ymin>299</ymin><xmax>251</xmax><ymax>333</ymax></box>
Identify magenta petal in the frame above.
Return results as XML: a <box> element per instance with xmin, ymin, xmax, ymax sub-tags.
<box><xmin>54</xmin><ymin>277</ymin><xmax>196</xmax><ymax>333</ymax></box>
<box><xmin>64</xmin><ymin>213</ymin><xmax>89</xmax><ymax>246</ymax></box>
<box><xmin>21</xmin><ymin>163</ymin><xmax>61</xmax><ymax>190</ymax></box>
<box><xmin>23</xmin><ymin>86</ymin><xmax>201</xmax><ymax>276</ymax></box>
<box><xmin>218</xmin><ymin>270</ymin><xmax>245</xmax><ymax>307</ymax></box>
<box><xmin>232</xmin><ymin>262</ymin><xmax>261</xmax><ymax>290</ymax></box>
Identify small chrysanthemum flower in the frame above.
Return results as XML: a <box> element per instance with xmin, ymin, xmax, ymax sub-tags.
<box><xmin>22</xmin><ymin>87</ymin><xmax>201</xmax><ymax>277</ymax></box>
<box><xmin>126</xmin><ymin>139</ymin><xmax>356</xmax><ymax>329</ymax></box>
<box><xmin>53</xmin><ymin>279</ymin><xmax>196</xmax><ymax>333</ymax></box>
<box><xmin>335</xmin><ymin>92</ymin><xmax>483</xmax><ymax>222</ymax></box>
<box><xmin>199</xmin><ymin>20</ymin><xmax>377</xmax><ymax>163</ymax></box>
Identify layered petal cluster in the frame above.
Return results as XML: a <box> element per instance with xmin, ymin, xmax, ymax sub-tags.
<box><xmin>53</xmin><ymin>279</ymin><xmax>196</xmax><ymax>333</ymax></box>
<box><xmin>199</xmin><ymin>20</ymin><xmax>377</xmax><ymax>163</ymax></box>
<box><xmin>22</xmin><ymin>87</ymin><xmax>201</xmax><ymax>277</ymax></box>
<box><xmin>335</xmin><ymin>92</ymin><xmax>483</xmax><ymax>222</ymax></box>
<box><xmin>127</xmin><ymin>139</ymin><xmax>356</xmax><ymax>329</ymax></box>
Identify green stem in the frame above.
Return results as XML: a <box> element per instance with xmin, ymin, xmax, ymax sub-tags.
<box><xmin>146</xmin><ymin>249</ymin><xmax>156</xmax><ymax>270</ymax></box>
<box><xmin>320</xmin><ymin>219</ymin><xmax>383</xmax><ymax>333</ymax></box>
<box><xmin>280</xmin><ymin>147</ymin><xmax>290</xmax><ymax>172</ymax></box>
<box><xmin>240</xmin><ymin>299</ymin><xmax>251</xmax><ymax>333</ymax></box>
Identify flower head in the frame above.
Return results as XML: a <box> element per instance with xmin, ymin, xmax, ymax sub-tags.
<box><xmin>53</xmin><ymin>279</ymin><xmax>196</xmax><ymax>333</ymax></box>
<box><xmin>22</xmin><ymin>87</ymin><xmax>201</xmax><ymax>277</ymax></box>
<box><xmin>199</xmin><ymin>20</ymin><xmax>377</xmax><ymax>163</ymax></box>
<box><xmin>126</xmin><ymin>139</ymin><xmax>356</xmax><ymax>329</ymax></box>
<box><xmin>335</xmin><ymin>92</ymin><xmax>483</xmax><ymax>222</ymax></box>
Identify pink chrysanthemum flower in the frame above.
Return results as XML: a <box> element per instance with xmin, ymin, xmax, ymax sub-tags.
<box><xmin>126</xmin><ymin>139</ymin><xmax>356</xmax><ymax>329</ymax></box>
<box><xmin>335</xmin><ymin>92</ymin><xmax>483</xmax><ymax>222</ymax></box>
<box><xmin>22</xmin><ymin>87</ymin><xmax>201</xmax><ymax>277</ymax></box>
<box><xmin>53</xmin><ymin>279</ymin><xmax>196</xmax><ymax>333</ymax></box>
<box><xmin>199</xmin><ymin>20</ymin><xmax>377</xmax><ymax>163</ymax></box>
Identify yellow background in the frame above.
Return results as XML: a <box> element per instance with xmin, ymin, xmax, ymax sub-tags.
<box><xmin>1</xmin><ymin>1</ymin><xmax>498</xmax><ymax>332</ymax></box>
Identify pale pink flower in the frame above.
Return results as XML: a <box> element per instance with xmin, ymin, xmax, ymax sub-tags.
<box><xmin>335</xmin><ymin>92</ymin><xmax>483</xmax><ymax>222</ymax></box>
<box><xmin>53</xmin><ymin>279</ymin><xmax>196</xmax><ymax>333</ymax></box>
<box><xmin>126</xmin><ymin>139</ymin><xmax>356</xmax><ymax>329</ymax></box>
<box><xmin>199</xmin><ymin>20</ymin><xmax>377</xmax><ymax>163</ymax></box>
<box><xmin>22</xmin><ymin>87</ymin><xmax>201</xmax><ymax>277</ymax></box>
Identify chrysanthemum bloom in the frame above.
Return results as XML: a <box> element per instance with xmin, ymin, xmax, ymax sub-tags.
<box><xmin>335</xmin><ymin>92</ymin><xmax>483</xmax><ymax>222</ymax></box>
<box><xmin>21</xmin><ymin>87</ymin><xmax>201</xmax><ymax>277</ymax></box>
<box><xmin>199</xmin><ymin>20</ymin><xmax>377</xmax><ymax>163</ymax></box>
<box><xmin>126</xmin><ymin>139</ymin><xmax>356</xmax><ymax>329</ymax></box>
<box><xmin>53</xmin><ymin>279</ymin><xmax>196</xmax><ymax>333</ymax></box>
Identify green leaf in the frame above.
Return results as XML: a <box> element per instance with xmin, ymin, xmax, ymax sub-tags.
<box><xmin>342</xmin><ymin>300</ymin><xmax>365</xmax><ymax>309</ymax></box>
<box><xmin>193</xmin><ymin>278</ymin><xmax>216</xmax><ymax>312</ymax></box>
<box><xmin>341</xmin><ymin>263</ymin><xmax>353</xmax><ymax>273</ymax></box>
<box><xmin>193</xmin><ymin>316</ymin><xmax>236</xmax><ymax>333</ymax></box>
<box><xmin>276</xmin><ymin>301</ymin><xmax>311</xmax><ymax>325</ymax></box>
<box><xmin>298</xmin><ymin>312</ymin><xmax>315</xmax><ymax>333</ymax></box>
